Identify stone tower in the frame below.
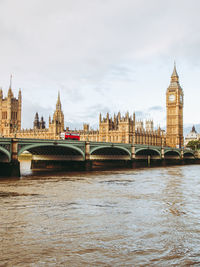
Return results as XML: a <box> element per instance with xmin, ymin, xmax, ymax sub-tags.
<box><xmin>0</xmin><ymin>77</ymin><xmax>22</xmax><ymax>136</ymax></box>
<box><xmin>135</xmin><ymin>120</ymin><xmax>143</xmax><ymax>130</ymax></box>
<box><xmin>49</xmin><ymin>92</ymin><xmax>64</xmax><ymax>135</ymax></box>
<box><xmin>33</xmin><ymin>112</ymin><xmax>40</xmax><ymax>129</ymax></box>
<box><xmin>40</xmin><ymin>116</ymin><xmax>45</xmax><ymax>129</ymax></box>
<box><xmin>33</xmin><ymin>112</ymin><xmax>46</xmax><ymax>129</ymax></box>
<box><xmin>166</xmin><ymin>63</ymin><xmax>184</xmax><ymax>148</ymax></box>
<box><xmin>98</xmin><ymin>111</ymin><xmax>136</xmax><ymax>143</ymax></box>
<box><xmin>145</xmin><ymin>120</ymin><xmax>154</xmax><ymax>132</ymax></box>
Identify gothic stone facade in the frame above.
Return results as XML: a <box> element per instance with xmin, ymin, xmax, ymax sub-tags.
<box><xmin>166</xmin><ymin>64</ymin><xmax>184</xmax><ymax>148</ymax></box>
<box><xmin>0</xmin><ymin>87</ymin><xmax>21</xmax><ymax>136</ymax></box>
<box><xmin>79</xmin><ymin>64</ymin><xmax>183</xmax><ymax>147</ymax></box>
<box><xmin>0</xmin><ymin>87</ymin><xmax>64</xmax><ymax>140</ymax></box>
<box><xmin>0</xmin><ymin>64</ymin><xmax>183</xmax><ymax>147</ymax></box>
<box><xmin>79</xmin><ymin>112</ymin><xmax>166</xmax><ymax>146</ymax></box>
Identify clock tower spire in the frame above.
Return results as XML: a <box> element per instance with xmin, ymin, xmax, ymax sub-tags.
<box><xmin>166</xmin><ymin>64</ymin><xmax>184</xmax><ymax>148</ymax></box>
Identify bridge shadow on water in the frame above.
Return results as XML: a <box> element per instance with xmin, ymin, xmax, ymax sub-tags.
<box><xmin>19</xmin><ymin>159</ymin><xmax>133</xmax><ymax>178</ymax></box>
<box><xmin>0</xmin><ymin>139</ymin><xmax>197</xmax><ymax>179</ymax></box>
<box><xmin>18</xmin><ymin>158</ymin><xmax>199</xmax><ymax>180</ymax></box>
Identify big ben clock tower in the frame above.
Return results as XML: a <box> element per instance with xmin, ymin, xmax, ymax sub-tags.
<box><xmin>166</xmin><ymin>63</ymin><xmax>184</xmax><ymax>148</ymax></box>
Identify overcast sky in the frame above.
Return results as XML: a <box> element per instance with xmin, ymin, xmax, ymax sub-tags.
<box><xmin>0</xmin><ymin>0</ymin><xmax>200</xmax><ymax>132</ymax></box>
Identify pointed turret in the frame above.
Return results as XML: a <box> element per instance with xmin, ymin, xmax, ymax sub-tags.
<box><xmin>157</xmin><ymin>125</ymin><xmax>161</xmax><ymax>134</ymax></box>
<box><xmin>56</xmin><ymin>91</ymin><xmax>62</xmax><ymax>110</ymax></box>
<box><xmin>106</xmin><ymin>112</ymin><xmax>109</xmax><ymax>121</ymax></box>
<box><xmin>118</xmin><ymin>111</ymin><xmax>121</xmax><ymax>120</ymax></box>
<box><xmin>33</xmin><ymin>112</ymin><xmax>40</xmax><ymax>129</ymax></box>
<box><xmin>35</xmin><ymin>112</ymin><xmax>39</xmax><ymax>119</ymax></box>
<box><xmin>171</xmin><ymin>62</ymin><xmax>179</xmax><ymax>83</ymax></box>
<box><xmin>10</xmin><ymin>74</ymin><xmax>12</xmax><ymax>88</ymax></box>
<box><xmin>0</xmin><ymin>88</ymin><xmax>3</xmax><ymax>99</ymax></box>
<box><xmin>192</xmin><ymin>125</ymin><xmax>196</xmax><ymax>133</ymax></box>
<box><xmin>133</xmin><ymin>112</ymin><xmax>135</xmax><ymax>121</ymax></box>
<box><xmin>8</xmin><ymin>74</ymin><xmax>13</xmax><ymax>98</ymax></box>
<box><xmin>7</xmin><ymin>87</ymin><xmax>13</xmax><ymax>98</ymax></box>
<box><xmin>52</xmin><ymin>91</ymin><xmax>64</xmax><ymax>135</ymax></box>
<box><xmin>126</xmin><ymin>111</ymin><xmax>129</xmax><ymax>120</ymax></box>
<box><xmin>40</xmin><ymin>116</ymin><xmax>46</xmax><ymax>129</ymax></box>
<box><xmin>18</xmin><ymin>89</ymin><xmax>22</xmax><ymax>100</ymax></box>
<box><xmin>113</xmin><ymin>113</ymin><xmax>116</xmax><ymax>122</ymax></box>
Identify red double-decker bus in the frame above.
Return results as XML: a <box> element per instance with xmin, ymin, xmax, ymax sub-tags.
<box><xmin>60</xmin><ymin>132</ymin><xmax>80</xmax><ymax>141</ymax></box>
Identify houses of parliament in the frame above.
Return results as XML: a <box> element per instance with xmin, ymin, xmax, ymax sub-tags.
<box><xmin>0</xmin><ymin>64</ymin><xmax>184</xmax><ymax>148</ymax></box>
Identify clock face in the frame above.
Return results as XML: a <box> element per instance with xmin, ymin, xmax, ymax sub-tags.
<box><xmin>169</xmin><ymin>94</ymin><xmax>175</xmax><ymax>102</ymax></box>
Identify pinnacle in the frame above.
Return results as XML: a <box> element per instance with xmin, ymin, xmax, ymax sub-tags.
<box><xmin>56</xmin><ymin>91</ymin><xmax>62</xmax><ymax>111</ymax></box>
<box><xmin>170</xmin><ymin>62</ymin><xmax>180</xmax><ymax>84</ymax></box>
<box><xmin>58</xmin><ymin>91</ymin><xmax>60</xmax><ymax>100</ymax></box>
<box><xmin>171</xmin><ymin>62</ymin><xmax>179</xmax><ymax>78</ymax></box>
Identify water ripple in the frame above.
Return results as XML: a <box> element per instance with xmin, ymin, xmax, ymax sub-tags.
<box><xmin>1</xmin><ymin>164</ymin><xmax>200</xmax><ymax>266</ymax></box>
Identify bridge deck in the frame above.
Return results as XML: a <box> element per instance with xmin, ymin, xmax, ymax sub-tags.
<box><xmin>0</xmin><ymin>138</ymin><xmax>196</xmax><ymax>163</ymax></box>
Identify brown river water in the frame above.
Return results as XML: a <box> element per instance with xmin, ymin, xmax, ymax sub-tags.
<box><xmin>1</xmin><ymin>161</ymin><xmax>200</xmax><ymax>266</ymax></box>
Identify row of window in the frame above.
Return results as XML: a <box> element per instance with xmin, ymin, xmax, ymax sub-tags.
<box><xmin>1</xmin><ymin>111</ymin><xmax>18</xmax><ymax>120</ymax></box>
<box><xmin>102</xmin><ymin>127</ymin><xmax>129</xmax><ymax>132</ymax></box>
<box><xmin>102</xmin><ymin>136</ymin><xmax>126</xmax><ymax>142</ymax></box>
<box><xmin>2</xmin><ymin>112</ymin><xmax>7</xmax><ymax>119</ymax></box>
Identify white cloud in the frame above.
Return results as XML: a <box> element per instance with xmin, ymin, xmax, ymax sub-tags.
<box><xmin>0</xmin><ymin>0</ymin><xmax>200</xmax><ymax>129</ymax></box>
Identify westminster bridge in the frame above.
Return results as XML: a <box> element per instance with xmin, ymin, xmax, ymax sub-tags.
<box><xmin>0</xmin><ymin>138</ymin><xmax>197</xmax><ymax>177</ymax></box>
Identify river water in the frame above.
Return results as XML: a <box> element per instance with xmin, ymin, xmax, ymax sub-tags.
<box><xmin>0</xmin><ymin>162</ymin><xmax>200</xmax><ymax>266</ymax></box>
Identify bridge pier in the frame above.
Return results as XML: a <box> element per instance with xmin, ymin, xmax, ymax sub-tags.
<box><xmin>0</xmin><ymin>161</ymin><xmax>20</xmax><ymax>178</ymax></box>
<box><xmin>85</xmin><ymin>160</ymin><xmax>92</xmax><ymax>171</ymax></box>
<box><xmin>161</xmin><ymin>147</ymin><xmax>165</xmax><ymax>159</ymax></box>
<box><xmin>0</xmin><ymin>138</ymin><xmax>21</xmax><ymax>178</ymax></box>
<box><xmin>0</xmin><ymin>138</ymin><xmax>198</xmax><ymax>177</ymax></box>
<box><xmin>131</xmin><ymin>145</ymin><xmax>136</xmax><ymax>159</ymax></box>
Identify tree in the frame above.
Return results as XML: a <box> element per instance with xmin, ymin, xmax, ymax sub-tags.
<box><xmin>186</xmin><ymin>140</ymin><xmax>200</xmax><ymax>150</ymax></box>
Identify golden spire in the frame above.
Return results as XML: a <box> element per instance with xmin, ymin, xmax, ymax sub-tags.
<box><xmin>10</xmin><ymin>74</ymin><xmax>12</xmax><ymax>89</ymax></box>
<box><xmin>171</xmin><ymin>62</ymin><xmax>179</xmax><ymax>83</ymax></box>
<box><xmin>8</xmin><ymin>74</ymin><xmax>13</xmax><ymax>98</ymax></box>
<box><xmin>56</xmin><ymin>91</ymin><xmax>62</xmax><ymax>110</ymax></box>
<box><xmin>172</xmin><ymin>61</ymin><xmax>178</xmax><ymax>77</ymax></box>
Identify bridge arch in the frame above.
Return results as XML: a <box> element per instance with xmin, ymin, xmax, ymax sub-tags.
<box><xmin>18</xmin><ymin>143</ymin><xmax>85</xmax><ymax>158</ymax></box>
<box><xmin>164</xmin><ymin>150</ymin><xmax>181</xmax><ymax>158</ymax></box>
<box><xmin>90</xmin><ymin>146</ymin><xmax>131</xmax><ymax>157</ymax></box>
<box><xmin>183</xmin><ymin>151</ymin><xmax>195</xmax><ymax>159</ymax></box>
<box><xmin>0</xmin><ymin>146</ymin><xmax>11</xmax><ymax>162</ymax></box>
<box><xmin>135</xmin><ymin>148</ymin><xmax>161</xmax><ymax>156</ymax></box>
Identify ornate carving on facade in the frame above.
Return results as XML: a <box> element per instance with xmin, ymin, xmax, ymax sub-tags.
<box><xmin>33</xmin><ymin>112</ymin><xmax>40</xmax><ymax>129</ymax></box>
<box><xmin>79</xmin><ymin>112</ymin><xmax>166</xmax><ymax>146</ymax></box>
<box><xmin>166</xmin><ymin>63</ymin><xmax>184</xmax><ymax>148</ymax></box>
<box><xmin>0</xmin><ymin>64</ymin><xmax>183</xmax><ymax>148</ymax></box>
<box><xmin>0</xmin><ymin>84</ymin><xmax>21</xmax><ymax>136</ymax></box>
<box><xmin>0</xmin><ymin>85</ymin><xmax>64</xmax><ymax>140</ymax></box>
<box><xmin>33</xmin><ymin>112</ymin><xmax>46</xmax><ymax>129</ymax></box>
